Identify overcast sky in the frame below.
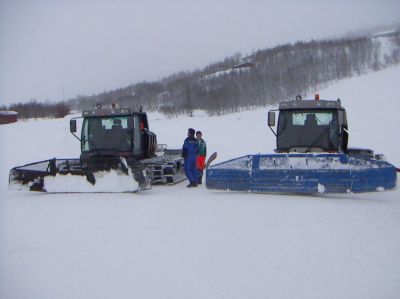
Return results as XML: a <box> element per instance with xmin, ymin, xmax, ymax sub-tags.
<box><xmin>0</xmin><ymin>0</ymin><xmax>399</xmax><ymax>105</ymax></box>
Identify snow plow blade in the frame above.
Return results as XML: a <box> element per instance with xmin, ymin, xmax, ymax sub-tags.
<box><xmin>206</xmin><ymin>153</ymin><xmax>397</xmax><ymax>194</ymax></box>
<box><xmin>9</xmin><ymin>157</ymin><xmax>151</xmax><ymax>193</ymax></box>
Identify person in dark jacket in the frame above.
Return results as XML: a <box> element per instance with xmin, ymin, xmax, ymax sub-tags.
<box><xmin>182</xmin><ymin>128</ymin><xmax>199</xmax><ymax>187</ymax></box>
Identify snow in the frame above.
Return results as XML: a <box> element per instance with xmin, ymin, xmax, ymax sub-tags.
<box><xmin>0</xmin><ymin>110</ymin><xmax>18</xmax><ymax>116</ymax></box>
<box><xmin>371</xmin><ymin>33</ymin><xmax>398</xmax><ymax>66</ymax></box>
<box><xmin>201</xmin><ymin>66</ymin><xmax>250</xmax><ymax>81</ymax></box>
<box><xmin>259</xmin><ymin>155</ymin><xmax>385</xmax><ymax>170</ymax></box>
<box><xmin>317</xmin><ymin>183</ymin><xmax>326</xmax><ymax>193</ymax></box>
<box><xmin>1</xmin><ymin>65</ymin><xmax>400</xmax><ymax>299</ymax></box>
<box><xmin>372</xmin><ymin>29</ymin><xmax>398</xmax><ymax>37</ymax></box>
<box><xmin>43</xmin><ymin>169</ymin><xmax>139</xmax><ymax>193</ymax></box>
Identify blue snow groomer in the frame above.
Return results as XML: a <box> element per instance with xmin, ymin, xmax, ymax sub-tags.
<box><xmin>206</xmin><ymin>95</ymin><xmax>397</xmax><ymax>194</ymax></box>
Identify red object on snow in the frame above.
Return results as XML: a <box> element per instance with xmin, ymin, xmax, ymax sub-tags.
<box><xmin>0</xmin><ymin>111</ymin><xmax>18</xmax><ymax>125</ymax></box>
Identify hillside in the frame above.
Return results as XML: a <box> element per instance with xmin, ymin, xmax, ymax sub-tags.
<box><xmin>67</xmin><ymin>31</ymin><xmax>400</xmax><ymax>116</ymax></box>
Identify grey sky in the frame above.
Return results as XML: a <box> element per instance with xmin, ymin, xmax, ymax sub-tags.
<box><xmin>0</xmin><ymin>0</ymin><xmax>399</xmax><ymax>105</ymax></box>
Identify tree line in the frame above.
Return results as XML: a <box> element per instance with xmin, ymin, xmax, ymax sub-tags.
<box><xmin>4</xmin><ymin>30</ymin><xmax>400</xmax><ymax>118</ymax></box>
<box><xmin>3</xmin><ymin>101</ymin><xmax>70</xmax><ymax>119</ymax></box>
<box><xmin>69</xmin><ymin>31</ymin><xmax>400</xmax><ymax>116</ymax></box>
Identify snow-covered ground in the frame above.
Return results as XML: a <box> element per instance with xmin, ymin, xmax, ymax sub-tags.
<box><xmin>1</xmin><ymin>66</ymin><xmax>400</xmax><ymax>299</ymax></box>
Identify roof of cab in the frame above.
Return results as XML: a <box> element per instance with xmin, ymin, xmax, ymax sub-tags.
<box><xmin>279</xmin><ymin>99</ymin><xmax>343</xmax><ymax>110</ymax></box>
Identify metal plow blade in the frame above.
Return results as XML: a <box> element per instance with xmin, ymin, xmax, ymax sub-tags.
<box><xmin>9</xmin><ymin>158</ymin><xmax>151</xmax><ymax>193</ymax></box>
<box><xmin>206</xmin><ymin>154</ymin><xmax>397</xmax><ymax>194</ymax></box>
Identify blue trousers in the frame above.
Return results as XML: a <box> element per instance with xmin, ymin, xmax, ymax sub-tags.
<box><xmin>184</xmin><ymin>159</ymin><xmax>198</xmax><ymax>184</ymax></box>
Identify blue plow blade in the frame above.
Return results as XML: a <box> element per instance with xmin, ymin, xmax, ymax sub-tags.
<box><xmin>205</xmin><ymin>153</ymin><xmax>397</xmax><ymax>194</ymax></box>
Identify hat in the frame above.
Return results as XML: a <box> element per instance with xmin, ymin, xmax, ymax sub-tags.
<box><xmin>188</xmin><ymin>128</ymin><xmax>195</xmax><ymax>135</ymax></box>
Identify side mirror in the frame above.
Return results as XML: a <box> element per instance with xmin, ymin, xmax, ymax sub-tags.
<box><xmin>268</xmin><ymin>111</ymin><xmax>276</xmax><ymax>127</ymax></box>
<box><xmin>70</xmin><ymin>119</ymin><xmax>77</xmax><ymax>133</ymax></box>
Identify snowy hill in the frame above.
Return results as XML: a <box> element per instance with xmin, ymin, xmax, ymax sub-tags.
<box><xmin>0</xmin><ymin>66</ymin><xmax>399</xmax><ymax>299</ymax></box>
<box><xmin>68</xmin><ymin>31</ymin><xmax>400</xmax><ymax>117</ymax></box>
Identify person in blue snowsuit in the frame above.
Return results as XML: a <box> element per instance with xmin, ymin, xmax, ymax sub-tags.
<box><xmin>182</xmin><ymin>128</ymin><xmax>199</xmax><ymax>187</ymax></box>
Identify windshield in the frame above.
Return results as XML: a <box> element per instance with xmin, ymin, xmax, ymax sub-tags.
<box><xmin>277</xmin><ymin>109</ymin><xmax>339</xmax><ymax>151</ymax></box>
<box><xmin>81</xmin><ymin>116</ymin><xmax>132</xmax><ymax>152</ymax></box>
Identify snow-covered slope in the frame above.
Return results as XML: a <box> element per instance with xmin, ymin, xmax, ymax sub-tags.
<box><xmin>0</xmin><ymin>66</ymin><xmax>399</xmax><ymax>299</ymax></box>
